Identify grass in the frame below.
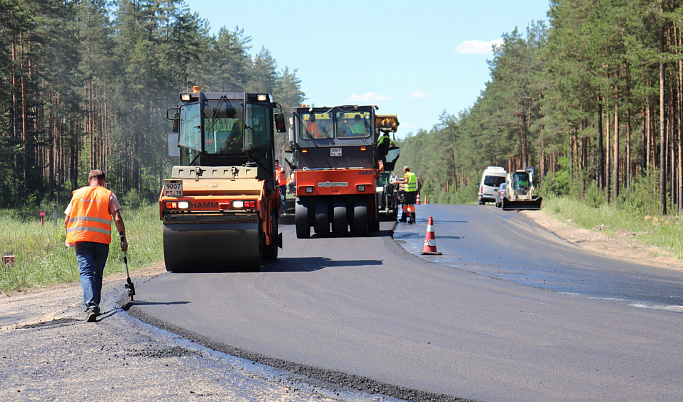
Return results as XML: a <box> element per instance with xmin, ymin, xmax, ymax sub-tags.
<box><xmin>0</xmin><ymin>204</ymin><xmax>163</xmax><ymax>295</ymax></box>
<box><xmin>542</xmin><ymin>196</ymin><xmax>683</xmax><ymax>259</ymax></box>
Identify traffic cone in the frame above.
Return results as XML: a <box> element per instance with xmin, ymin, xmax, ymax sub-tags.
<box><xmin>421</xmin><ymin>216</ymin><xmax>442</xmax><ymax>255</ymax></box>
<box><xmin>416</xmin><ymin>192</ymin><xmax>421</xmax><ymax>205</ymax></box>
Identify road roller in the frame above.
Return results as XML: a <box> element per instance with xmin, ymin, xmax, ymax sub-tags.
<box><xmin>284</xmin><ymin>105</ymin><xmax>400</xmax><ymax>238</ymax></box>
<box><xmin>159</xmin><ymin>89</ymin><xmax>287</xmax><ymax>272</ymax></box>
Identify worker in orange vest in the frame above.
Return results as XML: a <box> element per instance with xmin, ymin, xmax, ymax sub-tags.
<box><xmin>275</xmin><ymin>160</ymin><xmax>287</xmax><ymax>210</ymax></box>
<box><xmin>64</xmin><ymin>169</ymin><xmax>127</xmax><ymax>322</ymax></box>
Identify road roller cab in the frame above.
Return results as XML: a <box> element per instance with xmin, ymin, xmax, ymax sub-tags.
<box><xmin>286</xmin><ymin>105</ymin><xmax>399</xmax><ymax>238</ymax></box>
<box><xmin>160</xmin><ymin>89</ymin><xmax>287</xmax><ymax>272</ymax></box>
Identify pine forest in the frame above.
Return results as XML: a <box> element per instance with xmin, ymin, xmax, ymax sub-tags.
<box><xmin>400</xmin><ymin>0</ymin><xmax>683</xmax><ymax>216</ymax></box>
<box><xmin>0</xmin><ymin>0</ymin><xmax>305</xmax><ymax>209</ymax></box>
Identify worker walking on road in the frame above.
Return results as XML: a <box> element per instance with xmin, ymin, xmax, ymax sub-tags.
<box><xmin>65</xmin><ymin>169</ymin><xmax>127</xmax><ymax>322</ymax></box>
<box><xmin>393</xmin><ymin>166</ymin><xmax>418</xmax><ymax>224</ymax></box>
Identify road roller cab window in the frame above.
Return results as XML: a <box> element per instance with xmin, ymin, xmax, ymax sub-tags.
<box><xmin>297</xmin><ymin>112</ymin><xmax>333</xmax><ymax>140</ymax></box>
<box><xmin>202</xmin><ymin>99</ymin><xmax>244</xmax><ymax>155</ymax></box>
<box><xmin>244</xmin><ymin>103</ymin><xmax>273</xmax><ymax>169</ymax></box>
<box><xmin>336</xmin><ymin>111</ymin><xmax>371</xmax><ymax>138</ymax></box>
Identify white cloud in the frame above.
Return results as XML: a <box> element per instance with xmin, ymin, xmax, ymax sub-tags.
<box><xmin>453</xmin><ymin>39</ymin><xmax>504</xmax><ymax>55</ymax></box>
<box><xmin>347</xmin><ymin>92</ymin><xmax>390</xmax><ymax>102</ymax></box>
<box><xmin>410</xmin><ymin>91</ymin><xmax>429</xmax><ymax>99</ymax></box>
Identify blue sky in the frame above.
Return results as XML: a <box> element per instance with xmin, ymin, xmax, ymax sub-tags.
<box><xmin>183</xmin><ymin>0</ymin><xmax>550</xmax><ymax>138</ymax></box>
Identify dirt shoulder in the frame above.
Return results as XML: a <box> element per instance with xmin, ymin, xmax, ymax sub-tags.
<box><xmin>521</xmin><ymin>210</ymin><xmax>683</xmax><ymax>272</ymax></box>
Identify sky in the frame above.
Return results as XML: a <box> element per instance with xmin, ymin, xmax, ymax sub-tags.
<box><xmin>183</xmin><ymin>0</ymin><xmax>550</xmax><ymax>138</ymax></box>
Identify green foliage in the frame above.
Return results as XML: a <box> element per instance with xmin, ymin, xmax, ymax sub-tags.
<box><xmin>583</xmin><ymin>180</ymin><xmax>604</xmax><ymax>209</ymax></box>
<box><xmin>0</xmin><ymin>1</ymin><xmax>305</xmax><ymax>208</ymax></box>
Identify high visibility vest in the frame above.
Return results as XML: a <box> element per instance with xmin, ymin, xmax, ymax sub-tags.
<box><xmin>276</xmin><ymin>167</ymin><xmax>286</xmax><ymax>186</ymax></box>
<box><xmin>66</xmin><ymin>186</ymin><xmax>113</xmax><ymax>244</ymax></box>
<box><xmin>306</xmin><ymin>121</ymin><xmax>322</xmax><ymax>138</ymax></box>
<box><xmin>404</xmin><ymin>172</ymin><xmax>418</xmax><ymax>192</ymax></box>
<box><xmin>377</xmin><ymin>134</ymin><xmax>391</xmax><ymax>149</ymax></box>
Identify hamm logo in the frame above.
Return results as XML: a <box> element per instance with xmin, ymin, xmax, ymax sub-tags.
<box><xmin>190</xmin><ymin>201</ymin><xmax>219</xmax><ymax>209</ymax></box>
<box><xmin>318</xmin><ymin>181</ymin><xmax>348</xmax><ymax>188</ymax></box>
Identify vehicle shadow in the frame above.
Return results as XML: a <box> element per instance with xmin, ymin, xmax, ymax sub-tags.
<box><xmin>263</xmin><ymin>257</ymin><xmax>383</xmax><ymax>273</ymax></box>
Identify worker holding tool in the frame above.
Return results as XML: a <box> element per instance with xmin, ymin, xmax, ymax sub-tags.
<box><xmin>393</xmin><ymin>166</ymin><xmax>418</xmax><ymax>224</ymax></box>
<box><xmin>65</xmin><ymin>169</ymin><xmax>127</xmax><ymax>322</ymax></box>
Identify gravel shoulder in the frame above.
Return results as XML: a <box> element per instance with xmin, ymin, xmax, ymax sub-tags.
<box><xmin>520</xmin><ymin>210</ymin><xmax>683</xmax><ymax>272</ymax></box>
<box><xmin>1</xmin><ymin>211</ymin><xmax>680</xmax><ymax>400</ymax></box>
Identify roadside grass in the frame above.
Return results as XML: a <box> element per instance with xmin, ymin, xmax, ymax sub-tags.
<box><xmin>542</xmin><ymin>196</ymin><xmax>683</xmax><ymax>259</ymax></box>
<box><xmin>0</xmin><ymin>205</ymin><xmax>163</xmax><ymax>295</ymax></box>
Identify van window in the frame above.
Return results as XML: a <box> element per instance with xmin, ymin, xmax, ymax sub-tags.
<box><xmin>484</xmin><ymin>175</ymin><xmax>506</xmax><ymax>187</ymax></box>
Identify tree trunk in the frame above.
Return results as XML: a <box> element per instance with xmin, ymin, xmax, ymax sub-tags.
<box><xmin>660</xmin><ymin>59</ymin><xmax>667</xmax><ymax>215</ymax></box>
<box><xmin>613</xmin><ymin>103</ymin><xmax>619</xmax><ymax>201</ymax></box>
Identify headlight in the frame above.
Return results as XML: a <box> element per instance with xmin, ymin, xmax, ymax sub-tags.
<box><xmin>305</xmin><ymin>187</ymin><xmax>314</xmax><ymax>193</ymax></box>
<box><xmin>178</xmin><ymin>201</ymin><xmax>189</xmax><ymax>209</ymax></box>
<box><xmin>357</xmin><ymin>185</ymin><xmax>365</xmax><ymax>192</ymax></box>
<box><xmin>232</xmin><ymin>200</ymin><xmax>244</xmax><ymax>208</ymax></box>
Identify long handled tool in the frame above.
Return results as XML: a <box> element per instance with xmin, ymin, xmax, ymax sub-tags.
<box><xmin>121</xmin><ymin>234</ymin><xmax>135</xmax><ymax>301</ymax></box>
<box><xmin>123</xmin><ymin>251</ymin><xmax>135</xmax><ymax>301</ymax></box>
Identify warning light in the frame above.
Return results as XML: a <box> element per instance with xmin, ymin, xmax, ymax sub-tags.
<box><xmin>192</xmin><ymin>86</ymin><xmax>200</xmax><ymax>93</ymax></box>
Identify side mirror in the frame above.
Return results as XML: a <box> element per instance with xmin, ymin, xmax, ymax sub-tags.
<box><xmin>274</xmin><ymin>113</ymin><xmax>286</xmax><ymax>133</ymax></box>
<box><xmin>167</xmin><ymin>133</ymin><xmax>180</xmax><ymax>157</ymax></box>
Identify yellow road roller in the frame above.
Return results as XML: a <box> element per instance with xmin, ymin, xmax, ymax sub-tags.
<box><xmin>159</xmin><ymin>89</ymin><xmax>287</xmax><ymax>272</ymax></box>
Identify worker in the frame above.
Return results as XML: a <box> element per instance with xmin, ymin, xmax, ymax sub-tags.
<box><xmin>275</xmin><ymin>160</ymin><xmax>287</xmax><ymax>210</ymax></box>
<box><xmin>220</xmin><ymin>117</ymin><xmax>243</xmax><ymax>153</ymax></box>
<box><xmin>376</xmin><ymin>128</ymin><xmax>394</xmax><ymax>172</ymax></box>
<box><xmin>393</xmin><ymin>166</ymin><xmax>418</xmax><ymax>223</ymax></box>
<box><xmin>306</xmin><ymin>114</ymin><xmax>323</xmax><ymax>138</ymax></box>
<box><xmin>350</xmin><ymin>114</ymin><xmax>366</xmax><ymax>135</ymax></box>
<box><xmin>64</xmin><ymin>169</ymin><xmax>127</xmax><ymax>322</ymax></box>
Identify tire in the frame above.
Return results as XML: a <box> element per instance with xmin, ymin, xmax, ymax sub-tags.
<box><xmin>315</xmin><ymin>198</ymin><xmax>330</xmax><ymax>236</ymax></box>
<box><xmin>353</xmin><ymin>198</ymin><xmax>368</xmax><ymax>237</ymax></box>
<box><xmin>332</xmin><ymin>199</ymin><xmax>347</xmax><ymax>236</ymax></box>
<box><xmin>295</xmin><ymin>197</ymin><xmax>310</xmax><ymax>238</ymax></box>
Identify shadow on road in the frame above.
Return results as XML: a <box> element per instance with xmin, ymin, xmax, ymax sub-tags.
<box><xmin>263</xmin><ymin>257</ymin><xmax>383</xmax><ymax>273</ymax></box>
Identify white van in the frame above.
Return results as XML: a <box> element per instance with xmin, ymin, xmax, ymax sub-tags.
<box><xmin>478</xmin><ymin>166</ymin><xmax>507</xmax><ymax>205</ymax></box>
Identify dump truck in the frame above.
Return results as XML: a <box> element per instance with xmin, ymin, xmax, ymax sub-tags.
<box><xmin>501</xmin><ymin>167</ymin><xmax>543</xmax><ymax>210</ymax></box>
<box><xmin>159</xmin><ymin>88</ymin><xmax>287</xmax><ymax>272</ymax></box>
<box><xmin>285</xmin><ymin>105</ymin><xmax>399</xmax><ymax>238</ymax></box>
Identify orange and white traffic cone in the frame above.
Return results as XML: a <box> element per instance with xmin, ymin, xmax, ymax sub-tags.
<box><xmin>416</xmin><ymin>192</ymin><xmax>421</xmax><ymax>205</ymax></box>
<box><xmin>421</xmin><ymin>216</ymin><xmax>442</xmax><ymax>255</ymax></box>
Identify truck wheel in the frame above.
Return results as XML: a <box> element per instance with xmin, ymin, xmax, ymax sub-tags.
<box><xmin>295</xmin><ymin>197</ymin><xmax>310</xmax><ymax>238</ymax></box>
<box><xmin>315</xmin><ymin>198</ymin><xmax>330</xmax><ymax>236</ymax></box>
<box><xmin>353</xmin><ymin>198</ymin><xmax>368</xmax><ymax>237</ymax></box>
<box><xmin>332</xmin><ymin>200</ymin><xmax>347</xmax><ymax>236</ymax></box>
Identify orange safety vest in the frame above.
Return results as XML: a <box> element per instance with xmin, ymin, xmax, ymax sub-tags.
<box><xmin>66</xmin><ymin>186</ymin><xmax>113</xmax><ymax>244</ymax></box>
<box><xmin>276</xmin><ymin>167</ymin><xmax>287</xmax><ymax>186</ymax></box>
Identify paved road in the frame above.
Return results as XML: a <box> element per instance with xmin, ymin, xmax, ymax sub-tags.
<box><xmin>397</xmin><ymin>204</ymin><xmax>683</xmax><ymax>311</ymax></box>
<box><xmin>128</xmin><ymin>204</ymin><xmax>683</xmax><ymax>401</ymax></box>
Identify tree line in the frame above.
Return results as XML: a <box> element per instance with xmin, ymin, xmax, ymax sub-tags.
<box><xmin>400</xmin><ymin>0</ymin><xmax>683</xmax><ymax>215</ymax></box>
<box><xmin>0</xmin><ymin>0</ymin><xmax>305</xmax><ymax>209</ymax></box>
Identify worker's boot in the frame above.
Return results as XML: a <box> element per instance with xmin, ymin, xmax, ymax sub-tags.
<box><xmin>409</xmin><ymin>212</ymin><xmax>415</xmax><ymax>224</ymax></box>
<box><xmin>399</xmin><ymin>214</ymin><xmax>407</xmax><ymax>222</ymax></box>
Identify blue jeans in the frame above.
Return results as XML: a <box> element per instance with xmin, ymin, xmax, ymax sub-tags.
<box><xmin>75</xmin><ymin>242</ymin><xmax>110</xmax><ymax>310</ymax></box>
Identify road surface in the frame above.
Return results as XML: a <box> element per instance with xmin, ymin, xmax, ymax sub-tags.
<box><xmin>128</xmin><ymin>204</ymin><xmax>683</xmax><ymax>401</ymax></box>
